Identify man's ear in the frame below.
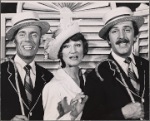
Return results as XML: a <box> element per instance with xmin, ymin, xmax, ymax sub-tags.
<box><xmin>133</xmin><ymin>35</ymin><xmax>139</xmax><ymax>43</ymax></box>
<box><xmin>105</xmin><ymin>35</ymin><xmax>111</xmax><ymax>46</ymax></box>
<box><xmin>39</xmin><ymin>34</ymin><xmax>44</xmax><ymax>46</ymax></box>
<box><xmin>107</xmin><ymin>40</ymin><xmax>111</xmax><ymax>46</ymax></box>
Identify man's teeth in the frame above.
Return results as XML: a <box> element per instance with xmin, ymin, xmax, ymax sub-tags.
<box><xmin>70</xmin><ymin>56</ymin><xmax>78</xmax><ymax>59</ymax></box>
<box><xmin>24</xmin><ymin>46</ymin><xmax>32</xmax><ymax>50</ymax></box>
<box><xmin>119</xmin><ymin>43</ymin><xmax>126</xmax><ymax>47</ymax></box>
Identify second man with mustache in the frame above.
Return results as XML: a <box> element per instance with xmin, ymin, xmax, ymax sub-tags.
<box><xmin>82</xmin><ymin>6</ymin><xmax>149</xmax><ymax>120</ymax></box>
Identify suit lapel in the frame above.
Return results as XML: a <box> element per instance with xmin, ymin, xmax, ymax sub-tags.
<box><xmin>8</xmin><ymin>60</ymin><xmax>48</xmax><ymax>111</ymax></box>
<box><xmin>134</xmin><ymin>56</ymin><xmax>145</xmax><ymax>97</ymax></box>
<box><xmin>108</xmin><ymin>54</ymin><xmax>139</xmax><ymax>97</ymax></box>
<box><xmin>108</xmin><ymin>54</ymin><xmax>128</xmax><ymax>81</ymax></box>
<box><xmin>6</xmin><ymin>57</ymin><xmax>50</xmax><ymax>114</ymax></box>
<box><xmin>7</xmin><ymin>60</ymin><xmax>30</xmax><ymax>110</ymax></box>
<box><xmin>7</xmin><ymin>61</ymin><xmax>16</xmax><ymax>90</ymax></box>
<box><xmin>30</xmin><ymin>64</ymin><xmax>47</xmax><ymax>109</ymax></box>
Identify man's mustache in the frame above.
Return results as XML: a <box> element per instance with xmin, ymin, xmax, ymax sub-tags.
<box><xmin>116</xmin><ymin>38</ymin><xmax>129</xmax><ymax>44</ymax></box>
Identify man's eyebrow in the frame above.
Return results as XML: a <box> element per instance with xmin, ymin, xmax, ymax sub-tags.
<box><xmin>111</xmin><ymin>26</ymin><xmax>118</xmax><ymax>29</ymax></box>
<box><xmin>123</xmin><ymin>26</ymin><xmax>132</xmax><ymax>28</ymax></box>
<box><xmin>31</xmin><ymin>31</ymin><xmax>39</xmax><ymax>34</ymax></box>
<box><xmin>111</xmin><ymin>25</ymin><xmax>132</xmax><ymax>29</ymax></box>
<box><xmin>18</xmin><ymin>31</ymin><xmax>25</xmax><ymax>33</ymax></box>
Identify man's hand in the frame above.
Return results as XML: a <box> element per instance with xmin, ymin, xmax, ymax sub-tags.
<box><xmin>11</xmin><ymin>115</ymin><xmax>28</xmax><ymax>121</ymax></box>
<box><xmin>70</xmin><ymin>92</ymin><xmax>88</xmax><ymax>120</ymax></box>
<box><xmin>121</xmin><ymin>102</ymin><xmax>144</xmax><ymax>119</ymax></box>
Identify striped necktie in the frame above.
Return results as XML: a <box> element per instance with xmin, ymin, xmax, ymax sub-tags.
<box><xmin>24</xmin><ymin>65</ymin><xmax>33</xmax><ymax>106</ymax></box>
<box><xmin>124</xmin><ymin>57</ymin><xmax>140</xmax><ymax>94</ymax></box>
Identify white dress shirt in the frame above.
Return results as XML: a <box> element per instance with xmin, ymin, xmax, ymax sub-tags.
<box><xmin>14</xmin><ymin>54</ymin><xmax>36</xmax><ymax>88</ymax></box>
<box><xmin>111</xmin><ymin>51</ymin><xmax>140</xmax><ymax>90</ymax></box>
<box><xmin>111</xmin><ymin>51</ymin><xmax>139</xmax><ymax>78</ymax></box>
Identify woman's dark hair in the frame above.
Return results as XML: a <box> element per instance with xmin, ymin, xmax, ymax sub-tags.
<box><xmin>105</xmin><ymin>21</ymin><xmax>139</xmax><ymax>41</ymax></box>
<box><xmin>58</xmin><ymin>32</ymin><xmax>88</xmax><ymax>68</ymax></box>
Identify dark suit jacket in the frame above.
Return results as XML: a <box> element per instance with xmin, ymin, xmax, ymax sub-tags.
<box><xmin>82</xmin><ymin>54</ymin><xmax>149</xmax><ymax>120</ymax></box>
<box><xmin>1</xmin><ymin>59</ymin><xmax>53</xmax><ymax>120</ymax></box>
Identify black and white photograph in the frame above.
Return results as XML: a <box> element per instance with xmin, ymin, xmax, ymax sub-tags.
<box><xmin>1</xmin><ymin>1</ymin><xmax>149</xmax><ymax>120</ymax></box>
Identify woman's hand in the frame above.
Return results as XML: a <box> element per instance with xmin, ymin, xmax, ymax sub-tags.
<box><xmin>57</xmin><ymin>97</ymin><xmax>71</xmax><ymax>118</ymax></box>
<box><xmin>57</xmin><ymin>92</ymin><xmax>88</xmax><ymax>120</ymax></box>
<box><xmin>70</xmin><ymin>92</ymin><xmax>88</xmax><ymax>120</ymax></box>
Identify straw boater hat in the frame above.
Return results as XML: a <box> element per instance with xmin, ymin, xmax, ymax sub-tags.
<box><xmin>6</xmin><ymin>11</ymin><xmax>50</xmax><ymax>40</ymax></box>
<box><xmin>44</xmin><ymin>21</ymin><xmax>80</xmax><ymax>60</ymax></box>
<box><xmin>99</xmin><ymin>6</ymin><xmax>144</xmax><ymax>40</ymax></box>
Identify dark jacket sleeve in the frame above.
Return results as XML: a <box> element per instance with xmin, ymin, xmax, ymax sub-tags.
<box><xmin>82</xmin><ymin>62</ymin><xmax>125</xmax><ymax>120</ymax></box>
<box><xmin>1</xmin><ymin>61</ymin><xmax>20</xmax><ymax>120</ymax></box>
<box><xmin>140</xmin><ymin>58</ymin><xmax>149</xmax><ymax>119</ymax></box>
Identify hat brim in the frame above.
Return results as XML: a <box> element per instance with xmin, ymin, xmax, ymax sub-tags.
<box><xmin>47</xmin><ymin>28</ymin><xmax>80</xmax><ymax>60</ymax></box>
<box><xmin>6</xmin><ymin>21</ymin><xmax>50</xmax><ymax>40</ymax></box>
<box><xmin>99</xmin><ymin>16</ymin><xmax>144</xmax><ymax>40</ymax></box>
<box><xmin>46</xmin><ymin>22</ymin><xmax>80</xmax><ymax>60</ymax></box>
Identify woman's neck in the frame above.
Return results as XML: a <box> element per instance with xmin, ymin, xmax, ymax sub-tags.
<box><xmin>63</xmin><ymin>66</ymin><xmax>80</xmax><ymax>85</ymax></box>
<box><xmin>63</xmin><ymin>66</ymin><xmax>79</xmax><ymax>77</ymax></box>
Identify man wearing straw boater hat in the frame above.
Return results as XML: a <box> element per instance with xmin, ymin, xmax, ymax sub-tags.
<box><xmin>82</xmin><ymin>6</ymin><xmax>149</xmax><ymax>120</ymax></box>
<box><xmin>1</xmin><ymin>11</ymin><xmax>53</xmax><ymax>120</ymax></box>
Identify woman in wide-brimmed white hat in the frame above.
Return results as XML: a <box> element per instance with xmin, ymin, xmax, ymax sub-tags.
<box><xmin>42</xmin><ymin>21</ymin><xmax>89</xmax><ymax>120</ymax></box>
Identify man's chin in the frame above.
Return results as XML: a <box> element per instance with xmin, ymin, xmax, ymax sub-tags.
<box><xmin>20</xmin><ymin>54</ymin><xmax>35</xmax><ymax>60</ymax></box>
<box><xmin>117</xmin><ymin>52</ymin><xmax>131</xmax><ymax>57</ymax></box>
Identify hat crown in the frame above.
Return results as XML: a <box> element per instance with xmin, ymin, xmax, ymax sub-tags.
<box><xmin>46</xmin><ymin>21</ymin><xmax>80</xmax><ymax>60</ymax></box>
<box><xmin>6</xmin><ymin>11</ymin><xmax>50</xmax><ymax>40</ymax></box>
<box><xmin>103</xmin><ymin>7</ymin><xmax>133</xmax><ymax>25</ymax></box>
<box><xmin>55</xmin><ymin>21</ymin><xmax>80</xmax><ymax>38</ymax></box>
<box><xmin>99</xmin><ymin>6</ymin><xmax>144</xmax><ymax>40</ymax></box>
<box><xmin>12</xmin><ymin>11</ymin><xmax>40</xmax><ymax>26</ymax></box>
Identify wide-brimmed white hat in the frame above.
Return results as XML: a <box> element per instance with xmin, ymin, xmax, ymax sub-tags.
<box><xmin>6</xmin><ymin>11</ymin><xmax>50</xmax><ymax>40</ymax></box>
<box><xmin>99</xmin><ymin>6</ymin><xmax>144</xmax><ymax>40</ymax></box>
<box><xmin>44</xmin><ymin>21</ymin><xmax>80</xmax><ymax>60</ymax></box>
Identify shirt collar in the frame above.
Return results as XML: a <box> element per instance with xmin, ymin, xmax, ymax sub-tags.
<box><xmin>14</xmin><ymin>54</ymin><xmax>36</xmax><ymax>75</ymax></box>
<box><xmin>130</xmin><ymin>54</ymin><xmax>136</xmax><ymax>65</ymax></box>
<box><xmin>111</xmin><ymin>50</ymin><xmax>136</xmax><ymax>65</ymax></box>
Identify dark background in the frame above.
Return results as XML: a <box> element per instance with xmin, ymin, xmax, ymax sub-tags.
<box><xmin>1</xmin><ymin>2</ymin><xmax>149</xmax><ymax>13</ymax></box>
<box><xmin>1</xmin><ymin>3</ymin><xmax>17</xmax><ymax>13</ymax></box>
